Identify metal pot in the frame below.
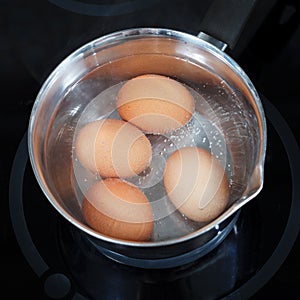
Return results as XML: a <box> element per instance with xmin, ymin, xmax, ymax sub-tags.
<box><xmin>28</xmin><ymin>0</ymin><xmax>267</xmax><ymax>268</ymax></box>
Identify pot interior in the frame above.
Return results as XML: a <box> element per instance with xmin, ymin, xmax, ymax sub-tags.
<box><xmin>29</xmin><ymin>28</ymin><xmax>266</xmax><ymax>246</ymax></box>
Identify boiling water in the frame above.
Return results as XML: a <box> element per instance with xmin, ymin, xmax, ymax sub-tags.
<box><xmin>69</xmin><ymin>80</ymin><xmax>234</xmax><ymax>241</ymax></box>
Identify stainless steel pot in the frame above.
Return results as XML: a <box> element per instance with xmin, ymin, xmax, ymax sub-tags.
<box><xmin>28</xmin><ymin>1</ymin><xmax>267</xmax><ymax>268</ymax></box>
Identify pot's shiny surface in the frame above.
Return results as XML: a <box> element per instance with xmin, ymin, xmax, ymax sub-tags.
<box><xmin>28</xmin><ymin>28</ymin><xmax>266</xmax><ymax>265</ymax></box>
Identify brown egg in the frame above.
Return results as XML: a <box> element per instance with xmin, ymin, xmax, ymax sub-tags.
<box><xmin>82</xmin><ymin>178</ymin><xmax>154</xmax><ymax>241</ymax></box>
<box><xmin>116</xmin><ymin>74</ymin><xmax>195</xmax><ymax>134</ymax></box>
<box><xmin>163</xmin><ymin>147</ymin><xmax>229</xmax><ymax>222</ymax></box>
<box><xmin>75</xmin><ymin>118</ymin><xmax>152</xmax><ymax>178</ymax></box>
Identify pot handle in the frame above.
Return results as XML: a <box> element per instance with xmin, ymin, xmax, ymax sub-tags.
<box><xmin>198</xmin><ymin>0</ymin><xmax>258</xmax><ymax>51</ymax></box>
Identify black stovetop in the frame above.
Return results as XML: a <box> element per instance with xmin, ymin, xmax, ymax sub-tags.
<box><xmin>2</xmin><ymin>1</ymin><xmax>300</xmax><ymax>299</ymax></box>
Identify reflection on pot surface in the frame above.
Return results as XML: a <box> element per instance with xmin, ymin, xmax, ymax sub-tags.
<box><xmin>28</xmin><ymin>28</ymin><xmax>266</xmax><ymax>267</ymax></box>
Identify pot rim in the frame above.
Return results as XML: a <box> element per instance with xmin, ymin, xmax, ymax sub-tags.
<box><xmin>28</xmin><ymin>27</ymin><xmax>267</xmax><ymax>248</ymax></box>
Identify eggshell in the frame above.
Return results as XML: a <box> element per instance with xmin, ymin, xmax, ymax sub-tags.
<box><xmin>116</xmin><ymin>74</ymin><xmax>195</xmax><ymax>134</ymax></box>
<box><xmin>75</xmin><ymin>119</ymin><xmax>152</xmax><ymax>178</ymax></box>
<box><xmin>163</xmin><ymin>147</ymin><xmax>229</xmax><ymax>222</ymax></box>
<box><xmin>82</xmin><ymin>178</ymin><xmax>154</xmax><ymax>241</ymax></box>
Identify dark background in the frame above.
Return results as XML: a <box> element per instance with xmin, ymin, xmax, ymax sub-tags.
<box><xmin>1</xmin><ymin>0</ymin><xmax>299</xmax><ymax>299</ymax></box>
